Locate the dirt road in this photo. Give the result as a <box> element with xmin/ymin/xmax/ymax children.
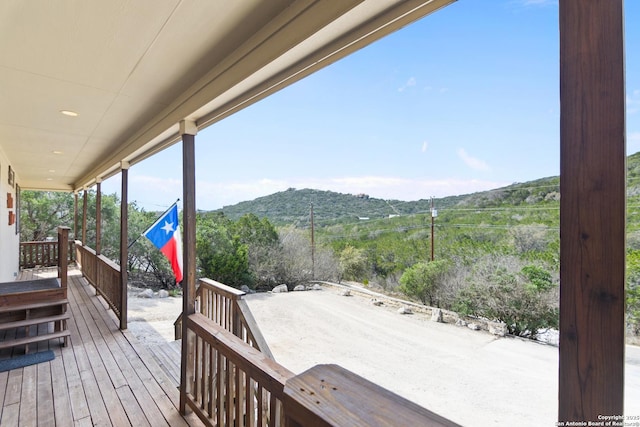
<box><xmin>244</xmin><ymin>286</ymin><xmax>640</xmax><ymax>427</ymax></box>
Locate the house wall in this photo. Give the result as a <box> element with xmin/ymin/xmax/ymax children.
<box><xmin>0</xmin><ymin>146</ymin><xmax>20</xmax><ymax>282</ymax></box>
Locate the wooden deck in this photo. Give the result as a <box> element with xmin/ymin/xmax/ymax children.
<box><xmin>0</xmin><ymin>268</ymin><xmax>203</xmax><ymax>427</ymax></box>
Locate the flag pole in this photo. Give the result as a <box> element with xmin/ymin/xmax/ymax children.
<box><xmin>127</xmin><ymin>199</ymin><xmax>180</xmax><ymax>249</ymax></box>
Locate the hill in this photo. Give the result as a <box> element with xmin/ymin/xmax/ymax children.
<box><xmin>218</xmin><ymin>179</ymin><xmax>559</xmax><ymax>227</ymax></box>
<box><xmin>218</xmin><ymin>151</ymin><xmax>640</xmax><ymax>228</ymax></box>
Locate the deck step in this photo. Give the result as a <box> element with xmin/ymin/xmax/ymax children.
<box><xmin>0</xmin><ymin>330</ymin><xmax>70</xmax><ymax>350</ymax></box>
<box><xmin>0</xmin><ymin>299</ymin><xmax>68</xmax><ymax>314</ymax></box>
<box><xmin>0</xmin><ymin>312</ymin><xmax>70</xmax><ymax>331</ymax></box>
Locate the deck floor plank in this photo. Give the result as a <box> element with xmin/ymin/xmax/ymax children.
<box><xmin>77</xmin><ymin>282</ymin><xmax>183</xmax><ymax>427</ymax></box>
<box><xmin>65</xmin><ymin>279</ymin><xmax>133</xmax><ymax>426</ymax></box>
<box><xmin>36</xmin><ymin>358</ymin><xmax>55</xmax><ymax>427</ymax></box>
<box><xmin>0</xmin><ymin>268</ymin><xmax>203</xmax><ymax>427</ymax></box>
<box><xmin>19</xmin><ymin>364</ymin><xmax>37</xmax><ymax>427</ymax></box>
<box><xmin>2</xmin><ymin>402</ymin><xmax>20</xmax><ymax>427</ymax></box>
<box><xmin>50</xmin><ymin>348</ymin><xmax>74</xmax><ymax>427</ymax></box>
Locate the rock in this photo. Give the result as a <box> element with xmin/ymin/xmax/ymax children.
<box><xmin>158</xmin><ymin>290</ymin><xmax>169</xmax><ymax>298</ymax></box>
<box><xmin>293</xmin><ymin>285</ymin><xmax>306</xmax><ymax>291</ymax></box>
<box><xmin>138</xmin><ymin>289</ymin><xmax>153</xmax><ymax>298</ymax></box>
<box><xmin>397</xmin><ymin>306</ymin><xmax>413</xmax><ymax>315</ymax></box>
<box><xmin>340</xmin><ymin>289</ymin><xmax>351</xmax><ymax>296</ymax></box>
<box><xmin>372</xmin><ymin>299</ymin><xmax>383</xmax><ymax>306</ymax></box>
<box><xmin>455</xmin><ymin>318</ymin><xmax>468</xmax><ymax>327</ymax></box>
<box><xmin>240</xmin><ymin>285</ymin><xmax>251</xmax><ymax>293</ymax></box>
<box><xmin>488</xmin><ymin>321</ymin><xmax>507</xmax><ymax>337</ymax></box>
<box><xmin>431</xmin><ymin>308</ymin><xmax>443</xmax><ymax>323</ymax></box>
<box><xmin>312</xmin><ymin>284</ymin><xmax>322</xmax><ymax>291</ymax></box>
<box><xmin>467</xmin><ymin>323</ymin><xmax>480</xmax><ymax>331</ymax></box>
<box><xmin>271</xmin><ymin>284</ymin><xmax>288</xmax><ymax>293</ymax></box>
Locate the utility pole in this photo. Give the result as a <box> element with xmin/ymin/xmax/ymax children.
<box><xmin>430</xmin><ymin>197</ymin><xmax>437</xmax><ymax>261</ymax></box>
<box><xmin>310</xmin><ymin>203</ymin><xmax>315</xmax><ymax>279</ymax></box>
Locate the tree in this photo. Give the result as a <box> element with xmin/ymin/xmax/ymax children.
<box><xmin>20</xmin><ymin>191</ymin><xmax>74</xmax><ymax>241</ymax></box>
<box><xmin>398</xmin><ymin>260</ymin><xmax>448</xmax><ymax>306</ymax></box>
<box><xmin>338</xmin><ymin>245</ymin><xmax>367</xmax><ymax>282</ymax></box>
<box><xmin>235</xmin><ymin>214</ymin><xmax>281</xmax><ymax>288</ymax></box>
<box><xmin>196</xmin><ymin>212</ymin><xmax>253</xmax><ymax>288</ymax></box>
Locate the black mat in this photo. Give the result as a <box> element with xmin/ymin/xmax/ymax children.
<box><xmin>0</xmin><ymin>278</ymin><xmax>59</xmax><ymax>295</ymax></box>
<box><xmin>0</xmin><ymin>350</ymin><xmax>55</xmax><ymax>372</ymax></box>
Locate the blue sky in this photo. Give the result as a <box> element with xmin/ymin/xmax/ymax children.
<box><xmin>102</xmin><ymin>0</ymin><xmax>640</xmax><ymax>211</ymax></box>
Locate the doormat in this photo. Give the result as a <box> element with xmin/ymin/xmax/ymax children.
<box><xmin>0</xmin><ymin>350</ymin><xmax>55</xmax><ymax>372</ymax></box>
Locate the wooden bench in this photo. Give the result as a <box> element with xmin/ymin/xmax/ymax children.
<box><xmin>0</xmin><ymin>299</ymin><xmax>70</xmax><ymax>352</ymax></box>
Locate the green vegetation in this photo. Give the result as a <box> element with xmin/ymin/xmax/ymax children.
<box><xmin>18</xmin><ymin>152</ymin><xmax>640</xmax><ymax>339</ymax></box>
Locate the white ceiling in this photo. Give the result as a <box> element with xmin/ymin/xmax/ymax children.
<box><xmin>0</xmin><ymin>0</ymin><xmax>454</xmax><ymax>191</ymax></box>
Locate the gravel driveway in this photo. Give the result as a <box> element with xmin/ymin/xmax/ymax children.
<box><xmin>244</xmin><ymin>285</ymin><xmax>640</xmax><ymax>427</ymax></box>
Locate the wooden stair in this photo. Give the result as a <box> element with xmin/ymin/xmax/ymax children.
<box><xmin>0</xmin><ymin>299</ymin><xmax>70</xmax><ymax>352</ymax></box>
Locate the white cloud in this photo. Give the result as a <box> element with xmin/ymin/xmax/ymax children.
<box><xmin>457</xmin><ymin>148</ymin><xmax>491</xmax><ymax>171</ymax></box>
<box><xmin>398</xmin><ymin>77</ymin><xmax>417</xmax><ymax>92</ymax></box>
<box><xmin>421</xmin><ymin>141</ymin><xmax>428</xmax><ymax>153</ymax></box>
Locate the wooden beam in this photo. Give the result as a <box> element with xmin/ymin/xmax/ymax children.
<box><xmin>180</xmin><ymin>122</ymin><xmax>197</xmax><ymax>413</ymax></box>
<box><xmin>559</xmin><ymin>0</ymin><xmax>625</xmax><ymax>422</ymax></box>
<box><xmin>96</xmin><ymin>180</ymin><xmax>102</xmax><ymax>255</ymax></box>
<box><xmin>119</xmin><ymin>164</ymin><xmax>129</xmax><ymax>330</ymax></box>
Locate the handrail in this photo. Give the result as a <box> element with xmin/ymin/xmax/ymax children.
<box><xmin>185</xmin><ymin>313</ymin><xmax>293</xmax><ymax>426</ymax></box>
<box><xmin>184</xmin><ymin>313</ymin><xmax>460</xmax><ymax>427</ymax></box>
<box><xmin>19</xmin><ymin>240</ymin><xmax>75</xmax><ymax>269</ymax></box>
<box><xmin>175</xmin><ymin>278</ymin><xmax>274</xmax><ymax>358</ymax></box>
<box><xmin>75</xmin><ymin>241</ymin><xmax>122</xmax><ymax>319</ymax></box>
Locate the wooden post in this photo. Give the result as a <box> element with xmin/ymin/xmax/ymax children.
<box><xmin>559</xmin><ymin>1</ymin><xmax>625</xmax><ymax>422</ymax></box>
<box><xmin>96</xmin><ymin>180</ymin><xmax>102</xmax><ymax>255</ymax></box>
<box><xmin>57</xmin><ymin>226</ymin><xmax>70</xmax><ymax>289</ymax></box>
<box><xmin>82</xmin><ymin>190</ymin><xmax>88</xmax><ymax>246</ymax></box>
<box><xmin>74</xmin><ymin>192</ymin><xmax>78</xmax><ymax>241</ymax></box>
<box><xmin>180</xmin><ymin>120</ymin><xmax>197</xmax><ymax>413</ymax></box>
<box><xmin>119</xmin><ymin>163</ymin><xmax>129</xmax><ymax>330</ymax></box>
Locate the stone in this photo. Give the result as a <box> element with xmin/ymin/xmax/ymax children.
<box><xmin>340</xmin><ymin>289</ymin><xmax>351</xmax><ymax>297</ymax></box>
<box><xmin>372</xmin><ymin>299</ymin><xmax>383</xmax><ymax>306</ymax></box>
<box><xmin>455</xmin><ymin>318</ymin><xmax>468</xmax><ymax>327</ymax></box>
<box><xmin>294</xmin><ymin>285</ymin><xmax>306</xmax><ymax>291</ymax></box>
<box><xmin>312</xmin><ymin>284</ymin><xmax>322</xmax><ymax>291</ymax></box>
<box><xmin>158</xmin><ymin>290</ymin><xmax>169</xmax><ymax>298</ymax></box>
<box><xmin>397</xmin><ymin>306</ymin><xmax>412</xmax><ymax>315</ymax></box>
<box><xmin>240</xmin><ymin>285</ymin><xmax>251</xmax><ymax>293</ymax></box>
<box><xmin>138</xmin><ymin>289</ymin><xmax>153</xmax><ymax>298</ymax></box>
<box><xmin>488</xmin><ymin>321</ymin><xmax>507</xmax><ymax>337</ymax></box>
<box><xmin>467</xmin><ymin>323</ymin><xmax>480</xmax><ymax>331</ymax></box>
<box><xmin>272</xmin><ymin>284</ymin><xmax>288</xmax><ymax>293</ymax></box>
<box><xmin>431</xmin><ymin>308</ymin><xmax>443</xmax><ymax>323</ymax></box>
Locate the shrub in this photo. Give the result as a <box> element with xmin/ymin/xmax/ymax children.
<box><xmin>454</xmin><ymin>257</ymin><xmax>558</xmax><ymax>339</ymax></box>
<box><xmin>399</xmin><ymin>260</ymin><xmax>449</xmax><ymax>306</ymax></box>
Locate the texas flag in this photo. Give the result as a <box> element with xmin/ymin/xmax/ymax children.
<box><xmin>143</xmin><ymin>203</ymin><xmax>183</xmax><ymax>283</ymax></box>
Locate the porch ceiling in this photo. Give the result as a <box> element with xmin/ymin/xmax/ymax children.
<box><xmin>0</xmin><ymin>0</ymin><xmax>454</xmax><ymax>192</ymax></box>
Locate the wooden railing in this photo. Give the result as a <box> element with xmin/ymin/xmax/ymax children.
<box><xmin>75</xmin><ymin>242</ymin><xmax>122</xmax><ymax>319</ymax></box>
<box><xmin>176</xmin><ymin>278</ymin><xmax>273</xmax><ymax>358</ymax></box>
<box><xmin>185</xmin><ymin>313</ymin><xmax>293</xmax><ymax>426</ymax></box>
<box><xmin>20</xmin><ymin>240</ymin><xmax>75</xmax><ymax>269</ymax></box>
<box><xmin>180</xmin><ymin>279</ymin><xmax>460</xmax><ymax>426</ymax></box>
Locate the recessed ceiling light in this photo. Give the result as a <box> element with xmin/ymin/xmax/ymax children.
<box><xmin>49</xmin><ymin>169</ymin><xmax>56</xmax><ymax>173</ymax></box>
<box><xmin>60</xmin><ymin>110</ymin><xmax>79</xmax><ymax>117</ymax></box>
<box><xmin>46</xmin><ymin>178</ymin><xmax>53</xmax><ymax>181</ymax></box>
<box><xmin>52</xmin><ymin>150</ymin><xmax>63</xmax><ymax>155</ymax></box>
